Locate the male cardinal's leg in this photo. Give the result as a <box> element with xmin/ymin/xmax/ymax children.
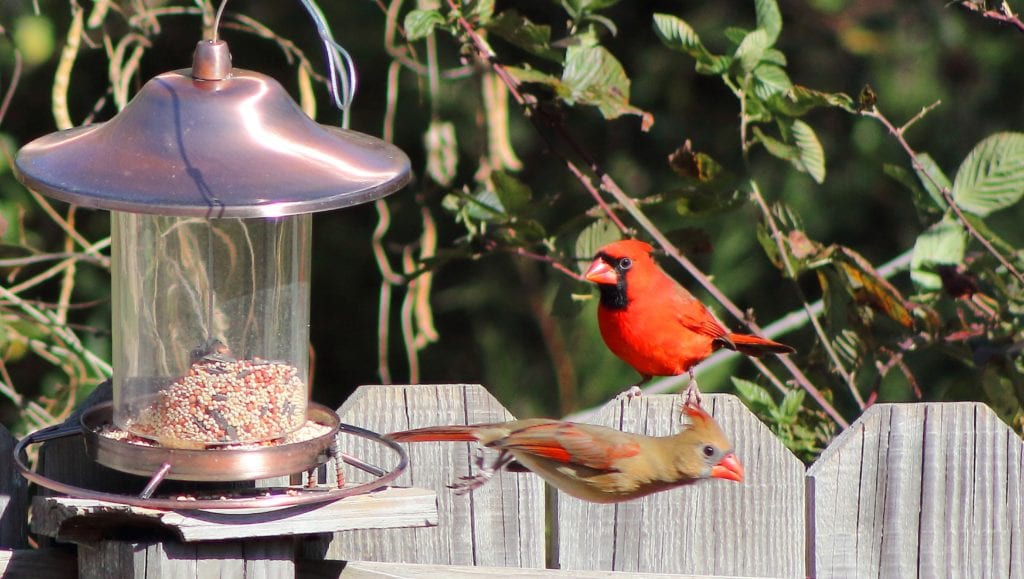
<box><xmin>616</xmin><ymin>375</ymin><xmax>651</xmax><ymax>402</ymax></box>
<box><xmin>450</xmin><ymin>449</ymin><xmax>516</xmax><ymax>495</ymax></box>
<box><xmin>681</xmin><ymin>370</ymin><xmax>702</xmax><ymax>408</ymax></box>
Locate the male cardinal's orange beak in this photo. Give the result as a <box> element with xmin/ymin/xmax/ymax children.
<box><xmin>710</xmin><ymin>453</ymin><xmax>744</xmax><ymax>482</ymax></box>
<box><xmin>585</xmin><ymin>259</ymin><xmax>618</xmax><ymax>285</ymax></box>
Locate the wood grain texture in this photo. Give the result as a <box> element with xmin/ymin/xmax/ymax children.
<box><xmin>555</xmin><ymin>394</ymin><xmax>804</xmax><ymax>577</ymax></box>
<box><xmin>0</xmin><ymin>548</ymin><xmax>76</xmax><ymax>578</ymax></box>
<box><xmin>32</xmin><ymin>487</ymin><xmax>436</xmax><ymax>542</ymax></box>
<box><xmin>807</xmin><ymin>402</ymin><xmax>1024</xmax><ymax>579</ymax></box>
<box><xmin>0</xmin><ymin>427</ymin><xmax>27</xmax><ymax>548</ymax></box>
<box><xmin>312</xmin><ymin>384</ymin><xmax>545</xmax><ymax>568</ymax></box>
<box><xmin>76</xmin><ymin>539</ymin><xmax>294</xmax><ymax>579</ymax></box>
<box><xmin>297</xmin><ymin>559</ymin><xmax>741</xmax><ymax>578</ymax></box>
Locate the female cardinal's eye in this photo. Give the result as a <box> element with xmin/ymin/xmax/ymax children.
<box><xmin>618</xmin><ymin>257</ymin><xmax>633</xmax><ymax>270</ymax></box>
<box><xmin>702</xmin><ymin>445</ymin><xmax>715</xmax><ymax>458</ymax></box>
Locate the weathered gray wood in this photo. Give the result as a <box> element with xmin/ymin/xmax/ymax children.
<box><xmin>807</xmin><ymin>402</ymin><xmax>1024</xmax><ymax>578</ymax></box>
<box><xmin>77</xmin><ymin>539</ymin><xmax>294</xmax><ymax>579</ymax></box>
<box><xmin>555</xmin><ymin>394</ymin><xmax>805</xmax><ymax>578</ymax></box>
<box><xmin>297</xmin><ymin>559</ymin><xmax>739</xmax><ymax>578</ymax></box>
<box><xmin>32</xmin><ymin>487</ymin><xmax>436</xmax><ymax>542</ymax></box>
<box><xmin>0</xmin><ymin>426</ymin><xmax>28</xmax><ymax>548</ymax></box>
<box><xmin>312</xmin><ymin>384</ymin><xmax>545</xmax><ymax>568</ymax></box>
<box><xmin>0</xmin><ymin>548</ymin><xmax>76</xmax><ymax>578</ymax></box>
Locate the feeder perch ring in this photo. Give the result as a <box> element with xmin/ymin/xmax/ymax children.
<box><xmin>14</xmin><ymin>403</ymin><xmax>408</xmax><ymax>510</ymax></box>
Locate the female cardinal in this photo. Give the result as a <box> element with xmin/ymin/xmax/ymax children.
<box><xmin>584</xmin><ymin>239</ymin><xmax>794</xmax><ymax>403</ymax></box>
<box><xmin>385</xmin><ymin>403</ymin><xmax>743</xmax><ymax>504</ymax></box>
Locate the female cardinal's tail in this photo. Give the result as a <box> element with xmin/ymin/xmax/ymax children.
<box><xmin>385</xmin><ymin>425</ymin><xmax>482</xmax><ymax>443</ymax></box>
<box><xmin>721</xmin><ymin>333</ymin><xmax>796</xmax><ymax>357</ymax></box>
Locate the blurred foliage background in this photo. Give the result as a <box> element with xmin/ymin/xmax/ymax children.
<box><xmin>0</xmin><ymin>0</ymin><xmax>1022</xmax><ymax>460</ymax></box>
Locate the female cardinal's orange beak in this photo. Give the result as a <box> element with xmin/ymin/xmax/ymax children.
<box><xmin>710</xmin><ymin>453</ymin><xmax>744</xmax><ymax>482</ymax></box>
<box><xmin>585</xmin><ymin>259</ymin><xmax>618</xmax><ymax>285</ymax></box>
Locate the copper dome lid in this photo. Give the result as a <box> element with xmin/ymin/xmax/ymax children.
<box><xmin>15</xmin><ymin>41</ymin><xmax>411</xmax><ymax>218</ymax></box>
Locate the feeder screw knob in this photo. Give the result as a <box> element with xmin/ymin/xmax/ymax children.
<box><xmin>192</xmin><ymin>40</ymin><xmax>232</xmax><ymax>81</ymax></box>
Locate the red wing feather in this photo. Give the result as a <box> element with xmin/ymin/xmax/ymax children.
<box><xmin>497</xmin><ymin>422</ymin><xmax>641</xmax><ymax>471</ymax></box>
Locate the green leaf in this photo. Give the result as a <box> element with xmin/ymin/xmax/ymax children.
<box><xmin>487</xmin><ymin>10</ymin><xmax>559</xmax><ymax>61</ymax></box>
<box><xmin>424</xmin><ymin>121</ymin><xmax>458</xmax><ymax>186</ymax></box>
<box><xmin>791</xmin><ymin>120</ymin><xmax>826</xmax><ymax>184</ymax></box>
<box><xmin>735</xmin><ymin>29</ymin><xmax>771</xmax><ymax>73</ymax></box>
<box><xmin>491</xmin><ymin>171</ymin><xmax>532</xmax><ymax>214</ymax></box>
<box><xmin>913</xmin><ymin>153</ymin><xmax>951</xmax><ymax>211</ymax></box>
<box><xmin>723</xmin><ymin>27</ymin><xmax>750</xmax><ymax>47</ymax></box>
<box><xmin>752</xmin><ymin>64</ymin><xmax>792</xmax><ymax>100</ymax></box>
<box><xmin>911</xmin><ymin>218</ymin><xmax>967</xmax><ymax>291</ymax></box>
<box><xmin>468</xmin><ymin>189</ymin><xmax>504</xmax><ymax>220</ymax></box>
<box><xmin>753</xmin><ymin>126</ymin><xmax>799</xmax><ymax>163</ymax></box>
<box><xmin>755</xmin><ymin>0</ymin><xmax>783</xmax><ymax>44</ymax></box>
<box><xmin>652</xmin><ymin>13</ymin><xmax>731</xmax><ymax>75</ymax></box>
<box><xmin>951</xmin><ymin>132</ymin><xmax>1024</xmax><ymax>217</ymax></box>
<box><xmin>884</xmin><ymin>163</ymin><xmax>942</xmax><ymax>218</ymax></box>
<box><xmin>574</xmin><ymin>220</ymin><xmax>621</xmax><ymax>273</ymax></box>
<box><xmin>779</xmin><ymin>389</ymin><xmax>806</xmax><ymax>420</ymax></box>
<box><xmin>732</xmin><ymin>377</ymin><xmax>776</xmax><ymax>413</ymax></box>
<box><xmin>761</xmin><ymin>48</ymin><xmax>787</xmax><ymax>67</ymax></box>
<box><xmin>467</xmin><ymin>0</ymin><xmax>495</xmax><ymax>23</ymax></box>
<box><xmin>404</xmin><ymin>9</ymin><xmax>445</xmax><ymax>41</ymax></box>
<box><xmin>561</xmin><ymin>45</ymin><xmax>652</xmax><ymax>127</ymax></box>
<box><xmin>766</xmin><ymin>85</ymin><xmax>854</xmax><ymax>116</ymax></box>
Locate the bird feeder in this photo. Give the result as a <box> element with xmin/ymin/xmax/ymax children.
<box><xmin>12</xmin><ymin>40</ymin><xmax>410</xmax><ymax>500</ymax></box>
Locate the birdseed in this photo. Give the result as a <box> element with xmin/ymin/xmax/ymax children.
<box><xmin>125</xmin><ymin>358</ymin><xmax>308</xmax><ymax>445</ymax></box>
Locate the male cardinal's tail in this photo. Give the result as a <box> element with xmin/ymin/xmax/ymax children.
<box><xmin>385</xmin><ymin>425</ymin><xmax>481</xmax><ymax>443</ymax></box>
<box><xmin>721</xmin><ymin>333</ymin><xmax>796</xmax><ymax>357</ymax></box>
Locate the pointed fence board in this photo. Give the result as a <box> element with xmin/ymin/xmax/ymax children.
<box><xmin>807</xmin><ymin>402</ymin><xmax>1024</xmax><ymax>579</ymax></box>
<box><xmin>555</xmin><ymin>394</ymin><xmax>805</xmax><ymax>577</ymax></box>
<box><xmin>312</xmin><ymin>384</ymin><xmax>545</xmax><ymax>568</ymax></box>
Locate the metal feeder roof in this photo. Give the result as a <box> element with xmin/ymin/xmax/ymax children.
<box><xmin>14</xmin><ymin>41</ymin><xmax>411</xmax><ymax>218</ymax></box>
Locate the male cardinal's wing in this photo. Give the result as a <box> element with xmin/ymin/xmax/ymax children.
<box><xmin>494</xmin><ymin>422</ymin><xmax>641</xmax><ymax>471</ymax></box>
<box><xmin>667</xmin><ymin>283</ymin><xmax>730</xmax><ymax>340</ymax></box>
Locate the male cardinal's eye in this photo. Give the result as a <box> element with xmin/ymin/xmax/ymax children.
<box><xmin>618</xmin><ymin>257</ymin><xmax>633</xmax><ymax>270</ymax></box>
<box><xmin>702</xmin><ymin>445</ymin><xmax>715</xmax><ymax>458</ymax></box>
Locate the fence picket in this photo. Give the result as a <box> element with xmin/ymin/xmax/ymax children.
<box><xmin>807</xmin><ymin>402</ymin><xmax>1024</xmax><ymax>578</ymax></box>
<box><xmin>555</xmin><ymin>394</ymin><xmax>805</xmax><ymax>578</ymax></box>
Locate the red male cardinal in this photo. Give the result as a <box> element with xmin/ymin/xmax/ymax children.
<box><xmin>385</xmin><ymin>403</ymin><xmax>743</xmax><ymax>503</ymax></box>
<box><xmin>585</xmin><ymin>239</ymin><xmax>794</xmax><ymax>403</ymax></box>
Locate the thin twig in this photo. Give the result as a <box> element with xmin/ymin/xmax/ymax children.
<box><xmin>446</xmin><ymin>0</ymin><xmax>847</xmax><ymax>427</ymax></box>
<box><xmin>959</xmin><ymin>1</ymin><xmax>1024</xmax><ymax>34</ymax></box>
<box><xmin>861</xmin><ymin>104</ymin><xmax>1024</xmax><ymax>287</ymax></box>
<box><xmin>749</xmin><ymin>182</ymin><xmax>865</xmax><ymax>410</ymax></box>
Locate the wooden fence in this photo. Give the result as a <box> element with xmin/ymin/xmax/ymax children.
<box><xmin>0</xmin><ymin>383</ymin><xmax>1021</xmax><ymax>578</ymax></box>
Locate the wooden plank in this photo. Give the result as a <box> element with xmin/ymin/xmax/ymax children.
<box><xmin>0</xmin><ymin>548</ymin><xmax>76</xmax><ymax>578</ymax></box>
<box><xmin>297</xmin><ymin>559</ymin><xmax>745</xmax><ymax>578</ymax></box>
<box><xmin>32</xmin><ymin>486</ymin><xmax>435</xmax><ymax>542</ymax></box>
<box><xmin>77</xmin><ymin>539</ymin><xmax>295</xmax><ymax>578</ymax></box>
<box><xmin>807</xmin><ymin>402</ymin><xmax>1024</xmax><ymax>578</ymax></box>
<box><xmin>311</xmin><ymin>384</ymin><xmax>545</xmax><ymax>568</ymax></box>
<box><xmin>555</xmin><ymin>394</ymin><xmax>805</xmax><ymax>577</ymax></box>
<box><xmin>0</xmin><ymin>426</ymin><xmax>28</xmax><ymax>548</ymax></box>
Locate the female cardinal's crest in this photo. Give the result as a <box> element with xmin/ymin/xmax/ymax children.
<box><xmin>683</xmin><ymin>403</ymin><xmax>713</xmax><ymax>428</ymax></box>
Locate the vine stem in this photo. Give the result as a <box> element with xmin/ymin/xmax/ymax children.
<box><xmin>958</xmin><ymin>1</ymin><xmax>1024</xmax><ymax>34</ymax></box>
<box><xmin>748</xmin><ymin>182</ymin><xmax>865</xmax><ymax>411</ymax></box>
<box><xmin>860</xmin><ymin>104</ymin><xmax>1024</xmax><ymax>287</ymax></box>
<box><xmin>446</xmin><ymin>0</ymin><xmax>848</xmax><ymax>428</ymax></box>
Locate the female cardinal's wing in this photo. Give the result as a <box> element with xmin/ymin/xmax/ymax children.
<box><xmin>493</xmin><ymin>422</ymin><xmax>641</xmax><ymax>471</ymax></box>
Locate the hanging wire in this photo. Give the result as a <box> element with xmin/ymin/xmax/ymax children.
<box><xmin>212</xmin><ymin>0</ymin><xmax>231</xmax><ymax>43</ymax></box>
<box><xmin>298</xmin><ymin>0</ymin><xmax>358</xmax><ymax>128</ymax></box>
<box><xmin>208</xmin><ymin>0</ymin><xmax>358</xmax><ymax>128</ymax></box>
